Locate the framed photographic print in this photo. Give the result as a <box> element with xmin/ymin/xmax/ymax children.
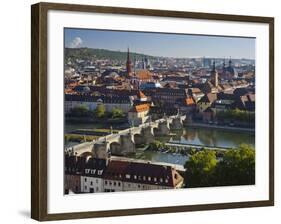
<box><xmin>31</xmin><ymin>2</ymin><xmax>274</xmax><ymax>221</ymax></box>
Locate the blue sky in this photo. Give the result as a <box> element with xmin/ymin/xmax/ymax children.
<box><xmin>65</xmin><ymin>28</ymin><xmax>255</xmax><ymax>59</ymax></box>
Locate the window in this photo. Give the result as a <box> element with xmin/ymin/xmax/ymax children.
<box><xmin>105</xmin><ymin>181</ymin><xmax>107</xmax><ymax>185</ymax></box>
<box><xmin>90</xmin><ymin>181</ymin><xmax>93</xmax><ymax>186</ymax></box>
<box><xmin>113</xmin><ymin>182</ymin><xmax>116</xmax><ymax>186</ymax></box>
<box><xmin>84</xmin><ymin>177</ymin><xmax>87</xmax><ymax>182</ymax></box>
<box><xmin>85</xmin><ymin>186</ymin><xmax>87</xmax><ymax>190</ymax></box>
<box><xmin>148</xmin><ymin>176</ymin><xmax>151</xmax><ymax>181</ymax></box>
<box><xmin>96</xmin><ymin>179</ymin><xmax>99</xmax><ymax>183</ymax></box>
<box><xmin>118</xmin><ymin>182</ymin><xmax>121</xmax><ymax>187</ymax></box>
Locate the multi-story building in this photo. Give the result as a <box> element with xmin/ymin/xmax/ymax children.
<box><xmin>65</xmin><ymin>155</ymin><xmax>184</xmax><ymax>194</ymax></box>
<box><xmin>143</xmin><ymin>88</ymin><xmax>189</xmax><ymax>106</ymax></box>
<box><xmin>103</xmin><ymin>160</ymin><xmax>184</xmax><ymax>192</ymax></box>
<box><xmin>64</xmin><ymin>94</ymin><xmax>133</xmax><ymax>113</ymax></box>
<box><xmin>128</xmin><ymin>103</ymin><xmax>150</xmax><ymax>126</ymax></box>
<box><xmin>80</xmin><ymin>157</ymin><xmax>107</xmax><ymax>193</ymax></box>
<box><xmin>64</xmin><ymin>155</ymin><xmax>86</xmax><ymax>194</ymax></box>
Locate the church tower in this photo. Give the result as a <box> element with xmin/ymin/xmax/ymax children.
<box><xmin>229</xmin><ymin>57</ymin><xmax>232</xmax><ymax>67</ymax></box>
<box><xmin>126</xmin><ymin>48</ymin><xmax>132</xmax><ymax>76</ymax></box>
<box><xmin>211</xmin><ymin>61</ymin><xmax>218</xmax><ymax>87</ymax></box>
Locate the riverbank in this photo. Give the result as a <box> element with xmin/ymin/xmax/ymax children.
<box><xmin>186</xmin><ymin>122</ymin><xmax>255</xmax><ymax>133</ymax></box>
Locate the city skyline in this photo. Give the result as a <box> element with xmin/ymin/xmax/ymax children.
<box><xmin>65</xmin><ymin>28</ymin><xmax>256</xmax><ymax>59</ymax></box>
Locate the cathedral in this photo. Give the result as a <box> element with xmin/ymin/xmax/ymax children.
<box><xmin>126</xmin><ymin>48</ymin><xmax>153</xmax><ymax>89</ymax></box>
<box><xmin>220</xmin><ymin>58</ymin><xmax>238</xmax><ymax>79</ymax></box>
<box><xmin>202</xmin><ymin>61</ymin><xmax>221</xmax><ymax>94</ymax></box>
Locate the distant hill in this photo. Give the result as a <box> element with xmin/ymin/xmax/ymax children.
<box><xmin>65</xmin><ymin>47</ymin><xmax>155</xmax><ymax>62</ymax></box>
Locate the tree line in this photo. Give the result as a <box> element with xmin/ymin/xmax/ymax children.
<box><xmin>66</xmin><ymin>104</ymin><xmax>124</xmax><ymax>119</ymax></box>
<box><xmin>184</xmin><ymin>144</ymin><xmax>255</xmax><ymax>187</ymax></box>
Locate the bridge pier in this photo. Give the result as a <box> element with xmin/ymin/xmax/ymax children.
<box><xmin>155</xmin><ymin>122</ymin><xmax>170</xmax><ymax>136</ymax></box>
<box><xmin>120</xmin><ymin>134</ymin><xmax>136</xmax><ymax>155</ymax></box>
<box><xmin>141</xmin><ymin>127</ymin><xmax>155</xmax><ymax>144</ymax></box>
<box><xmin>170</xmin><ymin>117</ymin><xmax>183</xmax><ymax>130</ymax></box>
<box><xmin>92</xmin><ymin>142</ymin><xmax>110</xmax><ymax>159</ymax></box>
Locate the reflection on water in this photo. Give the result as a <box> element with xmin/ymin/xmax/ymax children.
<box><xmin>135</xmin><ymin>127</ymin><xmax>255</xmax><ymax>166</ymax></box>
<box><xmin>170</xmin><ymin>128</ymin><xmax>255</xmax><ymax>148</ymax></box>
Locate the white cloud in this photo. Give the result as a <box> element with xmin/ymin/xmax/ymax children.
<box><xmin>69</xmin><ymin>37</ymin><xmax>83</xmax><ymax>48</ymax></box>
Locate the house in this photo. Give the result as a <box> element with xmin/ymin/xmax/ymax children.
<box><xmin>237</xmin><ymin>93</ymin><xmax>255</xmax><ymax>111</ymax></box>
<box><xmin>102</xmin><ymin>160</ymin><xmax>127</xmax><ymax>192</ymax></box>
<box><xmin>65</xmin><ymin>154</ymin><xmax>184</xmax><ymax>194</ymax></box>
<box><xmin>64</xmin><ymin>94</ymin><xmax>134</xmax><ymax>113</ymax></box>
<box><xmin>64</xmin><ymin>155</ymin><xmax>86</xmax><ymax>194</ymax></box>
<box><xmin>80</xmin><ymin>157</ymin><xmax>107</xmax><ymax>193</ymax></box>
<box><xmin>122</xmin><ymin>161</ymin><xmax>184</xmax><ymax>191</ymax></box>
<box><xmin>197</xmin><ymin>93</ymin><xmax>217</xmax><ymax>113</ymax></box>
<box><xmin>187</xmin><ymin>88</ymin><xmax>204</xmax><ymax>102</ymax></box>
<box><xmin>179</xmin><ymin>96</ymin><xmax>196</xmax><ymax>114</ymax></box>
<box><xmin>202</xmin><ymin>107</ymin><xmax>214</xmax><ymax>122</ymax></box>
<box><xmin>128</xmin><ymin>103</ymin><xmax>150</xmax><ymax>126</ymax></box>
<box><xmin>103</xmin><ymin>160</ymin><xmax>184</xmax><ymax>192</ymax></box>
<box><xmin>143</xmin><ymin>88</ymin><xmax>189</xmax><ymax>106</ymax></box>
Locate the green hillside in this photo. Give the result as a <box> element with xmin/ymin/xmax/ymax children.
<box><xmin>65</xmin><ymin>47</ymin><xmax>155</xmax><ymax>62</ymax></box>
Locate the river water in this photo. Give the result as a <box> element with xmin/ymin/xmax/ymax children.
<box><xmin>65</xmin><ymin>123</ymin><xmax>255</xmax><ymax>166</ymax></box>
<box><xmin>134</xmin><ymin>127</ymin><xmax>254</xmax><ymax>165</ymax></box>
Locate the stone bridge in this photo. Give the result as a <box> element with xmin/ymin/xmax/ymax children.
<box><xmin>65</xmin><ymin>115</ymin><xmax>186</xmax><ymax>157</ymax></box>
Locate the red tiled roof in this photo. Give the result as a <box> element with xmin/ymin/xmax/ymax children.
<box><xmin>136</xmin><ymin>70</ymin><xmax>152</xmax><ymax>80</ymax></box>
<box><xmin>185</xmin><ymin>97</ymin><xmax>195</xmax><ymax>105</ymax></box>
<box><xmin>103</xmin><ymin>160</ymin><xmax>183</xmax><ymax>187</ymax></box>
<box><xmin>129</xmin><ymin>104</ymin><xmax>150</xmax><ymax>113</ymax></box>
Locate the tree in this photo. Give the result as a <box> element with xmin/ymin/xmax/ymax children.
<box><xmin>149</xmin><ymin>140</ymin><xmax>165</xmax><ymax>151</ymax></box>
<box><xmin>69</xmin><ymin>105</ymin><xmax>90</xmax><ymax>117</ymax></box>
<box><xmin>184</xmin><ymin>144</ymin><xmax>255</xmax><ymax>188</ymax></box>
<box><xmin>184</xmin><ymin>149</ymin><xmax>217</xmax><ymax>187</ymax></box>
<box><xmin>216</xmin><ymin>144</ymin><xmax>255</xmax><ymax>186</ymax></box>
<box><xmin>111</xmin><ymin>107</ymin><xmax>124</xmax><ymax>119</ymax></box>
<box><xmin>95</xmin><ymin>104</ymin><xmax>106</xmax><ymax>118</ymax></box>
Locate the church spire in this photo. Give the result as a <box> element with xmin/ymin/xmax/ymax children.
<box><xmin>211</xmin><ymin>60</ymin><xmax>218</xmax><ymax>87</ymax></box>
<box><xmin>212</xmin><ymin>60</ymin><xmax>216</xmax><ymax>72</ymax></box>
<box><xmin>126</xmin><ymin>47</ymin><xmax>132</xmax><ymax>76</ymax></box>
<box><xmin>229</xmin><ymin>56</ymin><xmax>232</xmax><ymax>67</ymax></box>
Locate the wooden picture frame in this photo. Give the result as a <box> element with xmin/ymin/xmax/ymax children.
<box><xmin>31</xmin><ymin>2</ymin><xmax>274</xmax><ymax>221</ymax></box>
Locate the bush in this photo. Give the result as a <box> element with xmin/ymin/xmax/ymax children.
<box><xmin>111</xmin><ymin>108</ymin><xmax>124</xmax><ymax>119</ymax></box>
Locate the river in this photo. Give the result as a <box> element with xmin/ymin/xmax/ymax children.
<box><xmin>65</xmin><ymin>122</ymin><xmax>255</xmax><ymax>166</ymax></box>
